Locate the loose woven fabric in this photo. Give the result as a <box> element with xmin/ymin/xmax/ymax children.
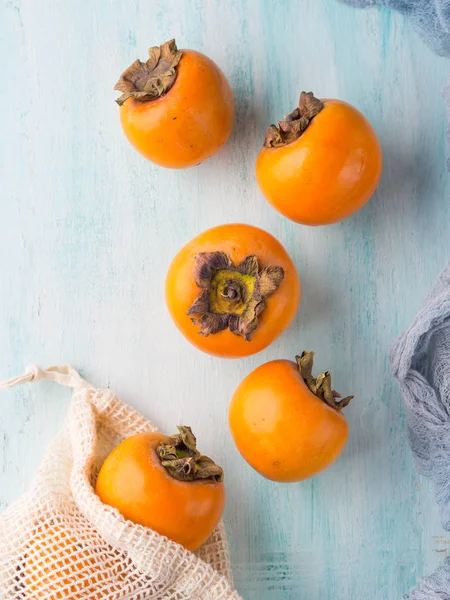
<box><xmin>444</xmin><ymin>79</ymin><xmax>450</xmax><ymax>171</ymax></box>
<box><xmin>338</xmin><ymin>0</ymin><xmax>450</xmax><ymax>57</ymax></box>
<box><xmin>0</xmin><ymin>365</ymin><xmax>241</xmax><ymax>600</ymax></box>
<box><xmin>391</xmin><ymin>262</ymin><xmax>450</xmax><ymax>599</ymax></box>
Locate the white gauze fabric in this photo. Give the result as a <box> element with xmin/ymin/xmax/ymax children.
<box><xmin>0</xmin><ymin>365</ymin><xmax>241</xmax><ymax>600</ymax></box>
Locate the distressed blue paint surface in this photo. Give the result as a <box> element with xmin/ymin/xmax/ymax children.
<box><xmin>1</xmin><ymin>1</ymin><xmax>449</xmax><ymax>598</ymax></box>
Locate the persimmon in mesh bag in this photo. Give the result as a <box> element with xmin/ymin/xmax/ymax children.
<box><xmin>0</xmin><ymin>365</ymin><xmax>241</xmax><ymax>599</ymax></box>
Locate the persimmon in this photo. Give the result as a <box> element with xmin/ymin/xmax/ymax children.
<box><xmin>229</xmin><ymin>351</ymin><xmax>353</xmax><ymax>482</ymax></box>
<box><xmin>24</xmin><ymin>525</ymin><xmax>111</xmax><ymax>598</ymax></box>
<box><xmin>165</xmin><ymin>224</ymin><xmax>301</xmax><ymax>358</ymax></box>
<box><xmin>95</xmin><ymin>428</ymin><xmax>225</xmax><ymax>552</ymax></box>
<box><xmin>256</xmin><ymin>92</ymin><xmax>382</xmax><ymax>225</ymax></box>
<box><xmin>115</xmin><ymin>39</ymin><xmax>234</xmax><ymax>168</ymax></box>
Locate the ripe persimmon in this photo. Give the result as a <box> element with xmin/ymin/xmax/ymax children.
<box><xmin>165</xmin><ymin>224</ymin><xmax>301</xmax><ymax>358</ymax></box>
<box><xmin>24</xmin><ymin>525</ymin><xmax>109</xmax><ymax>598</ymax></box>
<box><xmin>115</xmin><ymin>39</ymin><xmax>234</xmax><ymax>168</ymax></box>
<box><xmin>256</xmin><ymin>92</ymin><xmax>382</xmax><ymax>225</ymax></box>
<box><xmin>95</xmin><ymin>428</ymin><xmax>225</xmax><ymax>552</ymax></box>
<box><xmin>229</xmin><ymin>351</ymin><xmax>353</xmax><ymax>482</ymax></box>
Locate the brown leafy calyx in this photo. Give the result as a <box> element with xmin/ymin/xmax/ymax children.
<box><xmin>187</xmin><ymin>252</ymin><xmax>284</xmax><ymax>341</ymax></box>
<box><xmin>157</xmin><ymin>426</ymin><xmax>224</xmax><ymax>483</ymax></box>
<box><xmin>115</xmin><ymin>39</ymin><xmax>183</xmax><ymax>106</ymax></box>
<box><xmin>264</xmin><ymin>92</ymin><xmax>324</xmax><ymax>148</ymax></box>
<box><xmin>295</xmin><ymin>351</ymin><xmax>353</xmax><ymax>411</ymax></box>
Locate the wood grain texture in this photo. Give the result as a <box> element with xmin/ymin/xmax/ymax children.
<box><xmin>1</xmin><ymin>1</ymin><xmax>449</xmax><ymax>598</ymax></box>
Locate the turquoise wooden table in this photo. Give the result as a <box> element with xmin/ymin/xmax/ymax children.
<box><xmin>1</xmin><ymin>1</ymin><xmax>450</xmax><ymax>598</ymax></box>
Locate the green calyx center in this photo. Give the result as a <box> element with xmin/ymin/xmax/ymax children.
<box><xmin>157</xmin><ymin>426</ymin><xmax>224</xmax><ymax>483</ymax></box>
<box><xmin>210</xmin><ymin>270</ymin><xmax>256</xmax><ymax>315</ymax></box>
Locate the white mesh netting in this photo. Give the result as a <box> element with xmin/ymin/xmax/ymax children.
<box><xmin>0</xmin><ymin>366</ymin><xmax>241</xmax><ymax>599</ymax></box>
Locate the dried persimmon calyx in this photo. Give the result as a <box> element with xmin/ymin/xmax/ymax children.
<box><xmin>157</xmin><ymin>426</ymin><xmax>224</xmax><ymax>482</ymax></box>
<box><xmin>296</xmin><ymin>350</ymin><xmax>354</xmax><ymax>410</ymax></box>
<box><xmin>115</xmin><ymin>39</ymin><xmax>183</xmax><ymax>106</ymax></box>
<box><xmin>187</xmin><ymin>251</ymin><xmax>284</xmax><ymax>341</ymax></box>
<box><xmin>264</xmin><ymin>92</ymin><xmax>324</xmax><ymax>148</ymax></box>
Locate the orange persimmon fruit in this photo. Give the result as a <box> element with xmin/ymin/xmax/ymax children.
<box><xmin>95</xmin><ymin>428</ymin><xmax>225</xmax><ymax>552</ymax></box>
<box><xmin>229</xmin><ymin>351</ymin><xmax>353</xmax><ymax>482</ymax></box>
<box><xmin>115</xmin><ymin>39</ymin><xmax>234</xmax><ymax>168</ymax></box>
<box><xmin>24</xmin><ymin>525</ymin><xmax>111</xmax><ymax>598</ymax></box>
<box><xmin>165</xmin><ymin>224</ymin><xmax>301</xmax><ymax>358</ymax></box>
<box><xmin>256</xmin><ymin>92</ymin><xmax>382</xmax><ymax>225</ymax></box>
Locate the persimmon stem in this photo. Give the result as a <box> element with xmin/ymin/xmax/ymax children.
<box><xmin>264</xmin><ymin>92</ymin><xmax>324</xmax><ymax>148</ymax></box>
<box><xmin>186</xmin><ymin>251</ymin><xmax>284</xmax><ymax>341</ymax></box>
<box><xmin>157</xmin><ymin>426</ymin><xmax>224</xmax><ymax>483</ymax></box>
<box><xmin>115</xmin><ymin>39</ymin><xmax>182</xmax><ymax>106</ymax></box>
<box><xmin>295</xmin><ymin>351</ymin><xmax>353</xmax><ymax>411</ymax></box>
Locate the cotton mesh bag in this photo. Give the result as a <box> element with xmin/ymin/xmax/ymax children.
<box><xmin>0</xmin><ymin>365</ymin><xmax>241</xmax><ymax>599</ymax></box>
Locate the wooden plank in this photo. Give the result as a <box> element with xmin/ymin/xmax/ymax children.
<box><xmin>0</xmin><ymin>1</ymin><xmax>449</xmax><ymax>597</ymax></box>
